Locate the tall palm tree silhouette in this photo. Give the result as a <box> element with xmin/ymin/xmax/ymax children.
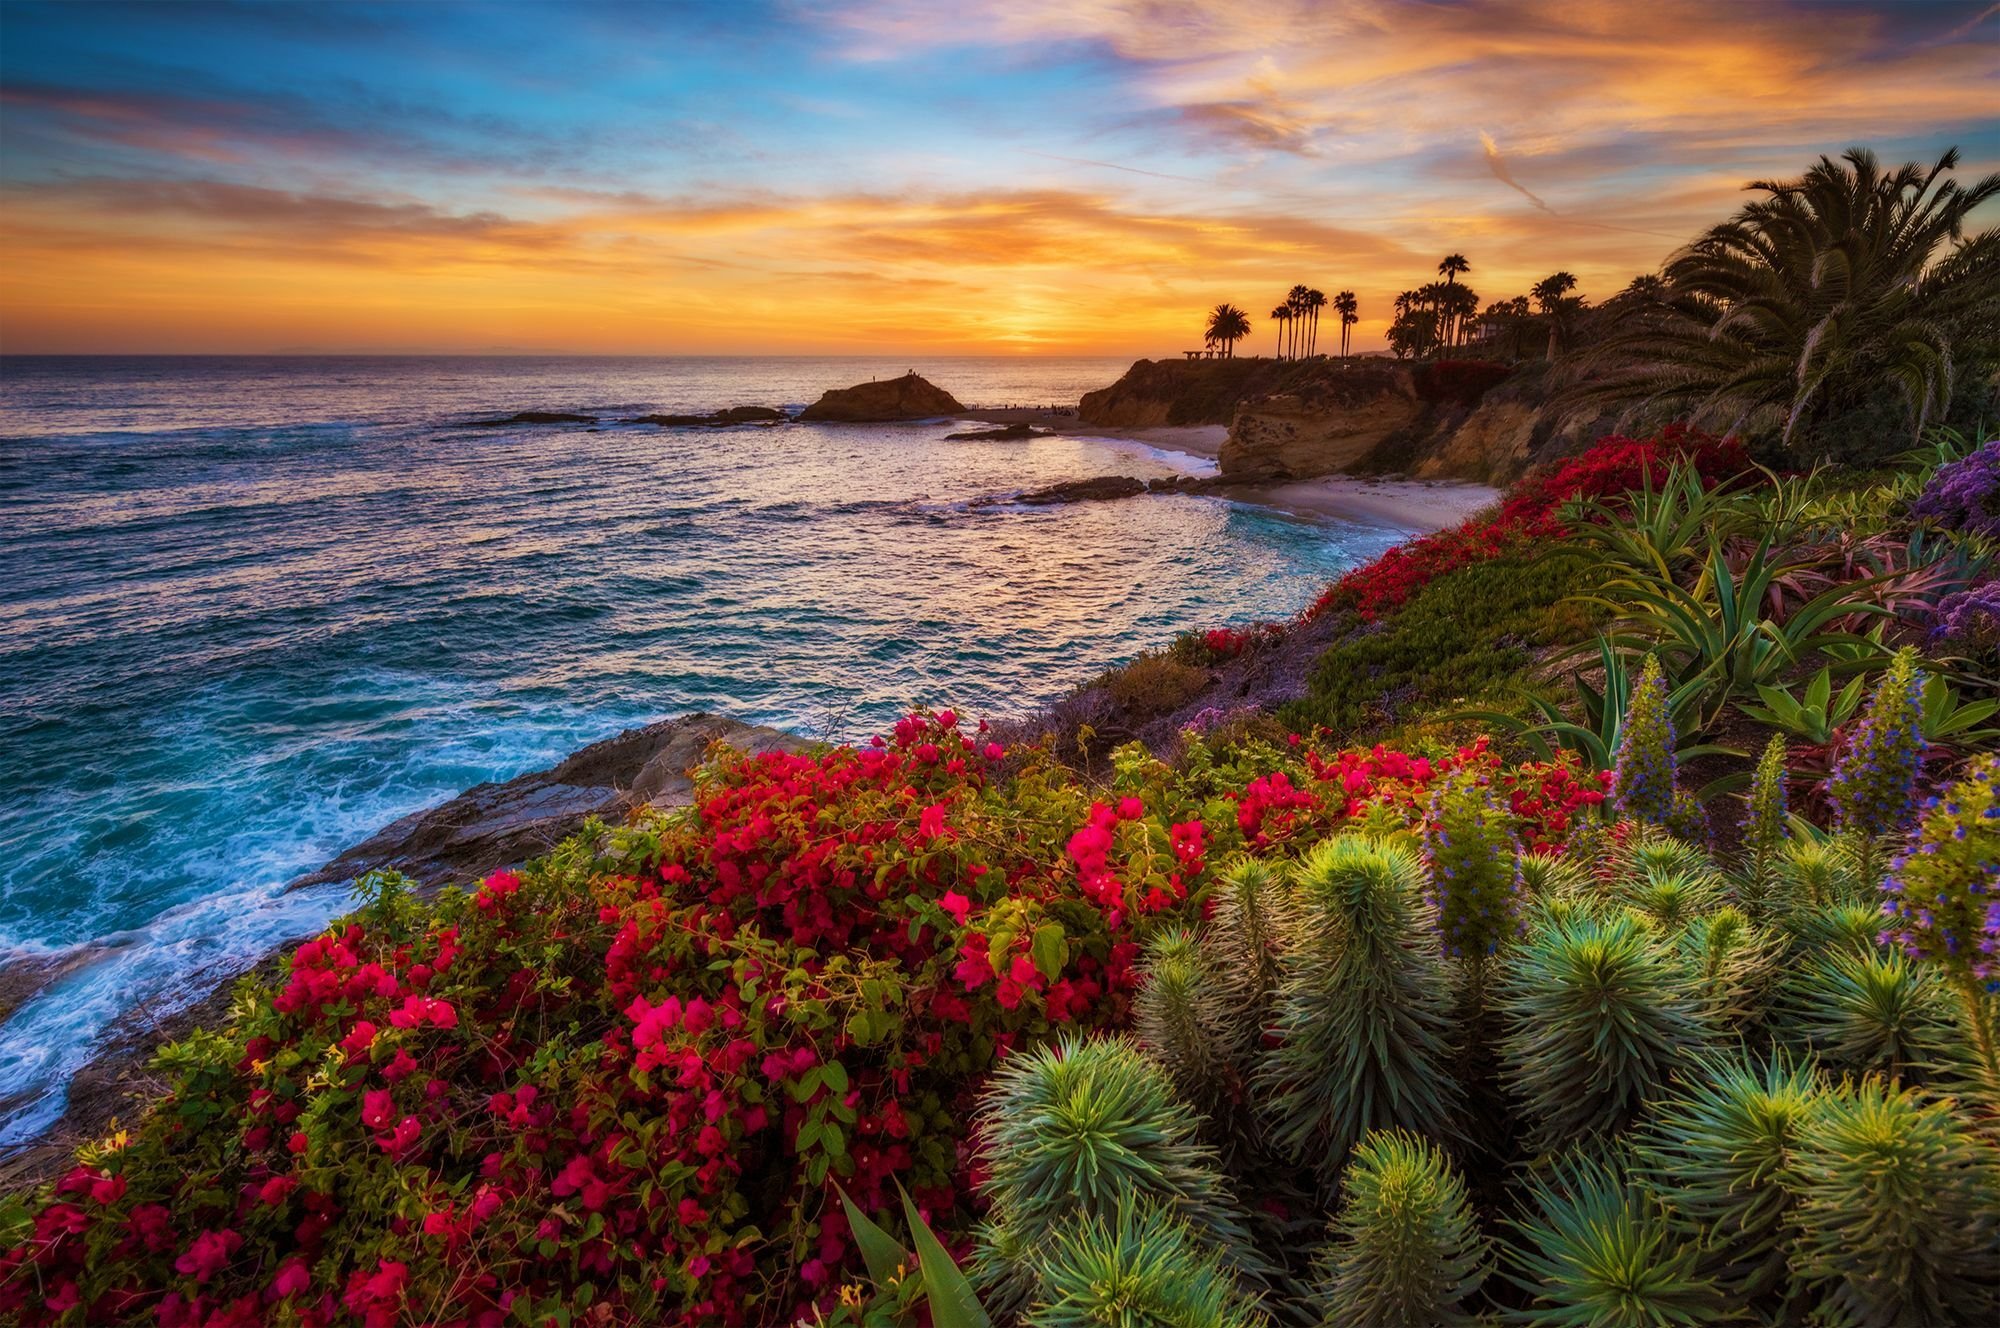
<box><xmin>1334</xmin><ymin>290</ymin><xmax>1358</xmax><ymax>356</ymax></box>
<box><xmin>1205</xmin><ymin>303</ymin><xmax>1251</xmax><ymax>358</ymax></box>
<box><xmin>1285</xmin><ymin>284</ymin><xmax>1311</xmax><ymax>359</ymax></box>
<box><xmin>1302</xmin><ymin>289</ymin><xmax>1328</xmax><ymax>357</ymax></box>
<box><xmin>1437</xmin><ymin>255</ymin><xmax>1470</xmax><ymax>346</ymax></box>
<box><xmin>1269</xmin><ymin>305</ymin><xmax>1292</xmax><ymax>359</ymax></box>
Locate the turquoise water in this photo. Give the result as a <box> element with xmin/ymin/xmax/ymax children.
<box><xmin>0</xmin><ymin>355</ymin><xmax>1407</xmax><ymax>1142</ymax></box>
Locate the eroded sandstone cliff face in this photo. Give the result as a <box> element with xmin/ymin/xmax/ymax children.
<box><xmin>1217</xmin><ymin>365</ymin><xmax>1428</xmax><ymax>480</ymax></box>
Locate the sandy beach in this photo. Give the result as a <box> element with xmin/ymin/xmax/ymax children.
<box><xmin>961</xmin><ymin>409</ymin><xmax>1495</xmax><ymax>534</ymax></box>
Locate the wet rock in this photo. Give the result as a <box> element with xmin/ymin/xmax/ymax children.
<box><xmin>463</xmin><ymin>411</ymin><xmax>599</xmax><ymax>427</ymax></box>
<box><xmin>944</xmin><ymin>422</ymin><xmax>1054</xmax><ymax>440</ymax></box>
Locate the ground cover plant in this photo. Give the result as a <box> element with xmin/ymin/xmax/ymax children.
<box><xmin>5</xmin><ymin>419</ymin><xmax>1997</xmax><ymax>1326</ymax></box>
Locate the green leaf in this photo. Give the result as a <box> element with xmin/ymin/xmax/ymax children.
<box><xmin>821</xmin><ymin>1060</ymin><xmax>850</xmax><ymax>1094</ymax></box>
<box><xmin>899</xmin><ymin>1183</ymin><xmax>992</xmax><ymax>1328</ymax></box>
<box><xmin>1030</xmin><ymin>923</ymin><xmax>1067</xmax><ymax>981</ymax></box>
<box><xmin>837</xmin><ymin>1183</ymin><xmax>910</xmax><ymax>1286</ymax></box>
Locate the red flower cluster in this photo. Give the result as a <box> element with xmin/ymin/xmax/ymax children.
<box><xmin>1309</xmin><ymin>426</ymin><xmax>1748</xmax><ymax>622</ymax></box>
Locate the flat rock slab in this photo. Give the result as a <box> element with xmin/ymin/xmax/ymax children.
<box><xmin>463</xmin><ymin>411</ymin><xmax>600</xmax><ymax>427</ymax></box>
<box><xmin>945</xmin><ymin>423</ymin><xmax>1056</xmax><ymax>440</ymax></box>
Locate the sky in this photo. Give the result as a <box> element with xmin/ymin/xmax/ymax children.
<box><xmin>0</xmin><ymin>0</ymin><xmax>1996</xmax><ymax>356</ymax></box>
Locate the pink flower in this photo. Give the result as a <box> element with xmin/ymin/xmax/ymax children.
<box><xmin>1117</xmin><ymin>796</ymin><xmax>1144</xmax><ymax>820</ymax></box>
<box><xmin>271</xmin><ymin>1258</ymin><xmax>311</xmax><ymax>1299</ymax></box>
<box><xmin>174</xmin><ymin>1228</ymin><xmax>244</xmax><ymax>1283</ymax></box>
<box><xmin>360</xmin><ymin>1089</ymin><xmax>395</xmax><ymax>1130</ymax></box>
<box><xmin>938</xmin><ymin>890</ymin><xmax>972</xmax><ymax>924</ymax></box>
<box><xmin>918</xmin><ymin>803</ymin><xmax>947</xmax><ymax>841</ymax></box>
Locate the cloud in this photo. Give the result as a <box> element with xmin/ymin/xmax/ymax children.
<box><xmin>1479</xmin><ymin>131</ymin><xmax>1555</xmax><ymax>215</ymax></box>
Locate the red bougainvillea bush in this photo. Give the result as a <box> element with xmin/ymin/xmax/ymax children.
<box><xmin>0</xmin><ymin>715</ymin><xmax>1610</xmax><ymax>1327</ymax></box>
<box><xmin>1310</xmin><ymin>425</ymin><xmax>1750</xmax><ymax>622</ymax></box>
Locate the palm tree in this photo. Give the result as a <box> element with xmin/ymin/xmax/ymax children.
<box><xmin>1286</xmin><ymin>284</ymin><xmax>1311</xmax><ymax>359</ymax></box>
<box><xmin>1578</xmin><ymin>146</ymin><xmax>2000</xmax><ymax>453</ymax></box>
<box><xmin>1205</xmin><ymin>303</ymin><xmax>1252</xmax><ymax>358</ymax></box>
<box><xmin>1341</xmin><ymin>303</ymin><xmax>1359</xmax><ymax>357</ymax></box>
<box><xmin>1531</xmin><ymin>271</ymin><xmax>1580</xmax><ymax>358</ymax></box>
<box><xmin>1437</xmin><ymin>255</ymin><xmax>1471</xmax><ymax>345</ymax></box>
<box><xmin>1302</xmin><ymin>289</ymin><xmax>1328</xmax><ymax>357</ymax></box>
<box><xmin>1269</xmin><ymin>305</ymin><xmax>1292</xmax><ymax>358</ymax></box>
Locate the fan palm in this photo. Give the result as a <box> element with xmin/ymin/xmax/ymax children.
<box><xmin>1578</xmin><ymin>146</ymin><xmax>2000</xmax><ymax>455</ymax></box>
<box><xmin>1303</xmin><ymin>288</ymin><xmax>1327</xmax><ymax>356</ymax></box>
<box><xmin>1205</xmin><ymin>303</ymin><xmax>1251</xmax><ymax>358</ymax></box>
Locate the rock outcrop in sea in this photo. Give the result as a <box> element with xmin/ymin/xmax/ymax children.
<box><xmin>798</xmin><ymin>371</ymin><xmax>964</xmax><ymax>422</ymax></box>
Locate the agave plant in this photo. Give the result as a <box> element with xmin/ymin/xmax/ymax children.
<box><xmin>1505</xmin><ymin>1150</ymin><xmax>1722</xmax><ymax>1328</ymax></box>
<box><xmin>1566</xmin><ymin>461</ymin><xmax>1758</xmax><ymax>581</ymax></box>
<box><xmin>1790</xmin><ymin>1077</ymin><xmax>2000</xmax><ymax>1326</ymax></box>
<box><xmin>1497</xmin><ymin>912</ymin><xmax>1713</xmax><ymax>1150</ymax></box>
<box><xmin>1314</xmin><ymin>1131</ymin><xmax>1491</xmax><ymax>1328</ymax></box>
<box><xmin>1736</xmin><ymin>666</ymin><xmax>1868</xmax><ymax>746</ymax></box>
<box><xmin>1461</xmin><ymin>638</ymin><xmax>1731</xmax><ymax>775</ymax></box>
<box><xmin>1259</xmin><ymin>837</ymin><xmax>1464</xmax><ymax>1180</ymax></box>
<box><xmin>1026</xmin><ymin>1200</ymin><xmax>1268</xmax><ymax>1328</ymax></box>
<box><xmin>972</xmin><ymin>1036</ymin><xmax>1273</xmax><ymax>1315</ymax></box>
<box><xmin>1633</xmin><ymin>1052</ymin><xmax>1824</xmax><ymax>1307</ymax></box>
<box><xmin>1592</xmin><ymin>535</ymin><xmax>1896</xmax><ymax>730</ymax></box>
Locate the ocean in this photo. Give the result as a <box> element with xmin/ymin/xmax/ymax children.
<box><xmin>0</xmin><ymin>354</ymin><xmax>1408</xmax><ymax>1144</ymax></box>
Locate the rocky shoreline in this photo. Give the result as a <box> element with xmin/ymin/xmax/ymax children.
<box><xmin>0</xmin><ymin>714</ymin><xmax>800</xmax><ymax>1185</ymax></box>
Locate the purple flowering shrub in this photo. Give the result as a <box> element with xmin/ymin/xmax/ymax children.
<box><xmin>1828</xmin><ymin>648</ymin><xmax>1927</xmax><ymax>843</ymax></box>
<box><xmin>1911</xmin><ymin>441</ymin><xmax>2000</xmax><ymax>541</ymax></box>
<box><xmin>1423</xmin><ymin>773</ymin><xmax>1524</xmax><ymax>958</ymax></box>
<box><xmin>1926</xmin><ymin>580</ymin><xmax>2000</xmax><ymax>659</ymax></box>
<box><xmin>1882</xmin><ymin>753</ymin><xmax>2000</xmax><ymax>990</ymax></box>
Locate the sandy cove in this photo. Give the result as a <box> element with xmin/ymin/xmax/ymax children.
<box><xmin>958</xmin><ymin>409</ymin><xmax>1498</xmax><ymax>534</ymax></box>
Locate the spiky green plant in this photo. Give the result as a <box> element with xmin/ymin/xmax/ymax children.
<box><xmin>1519</xmin><ymin>850</ymin><xmax>1591</xmax><ymax>902</ymax></box>
<box><xmin>1674</xmin><ymin>907</ymin><xmax>1782</xmax><ymax>1025</ymax></box>
<box><xmin>1791</xmin><ymin>1077</ymin><xmax>2000</xmax><ymax>1327</ymax></box>
<box><xmin>1768</xmin><ymin>836</ymin><xmax>1867</xmax><ymax>921</ymax></box>
<box><xmin>1776</xmin><ymin>944</ymin><xmax>1954</xmax><ymax>1081</ymax></box>
<box><xmin>1827</xmin><ymin>647</ymin><xmax>1928</xmax><ymax>884</ymax></box>
<box><xmin>1782</xmin><ymin>900</ymin><xmax>1887</xmax><ymax>956</ymax></box>
<box><xmin>1505</xmin><ymin>1150</ymin><xmax>1721</xmax><ymax>1328</ymax></box>
<box><xmin>1201</xmin><ymin>857</ymin><xmax>1293</xmax><ymax>1059</ymax></box>
<box><xmin>1424</xmin><ymin>772</ymin><xmax>1525</xmax><ymax>961</ymax></box>
<box><xmin>1498</xmin><ymin>912</ymin><xmax>1713</xmax><ymax>1149</ymax></box>
<box><xmin>1880</xmin><ymin>753</ymin><xmax>2000</xmax><ymax>1097</ymax></box>
<box><xmin>1313</xmin><ymin>1131</ymin><xmax>1491</xmax><ymax>1328</ymax></box>
<box><xmin>1259</xmin><ymin>836</ymin><xmax>1464</xmax><ymax>1180</ymax></box>
<box><xmin>1613</xmin><ymin>655</ymin><xmax>1678</xmax><ymax>826</ymax></box>
<box><xmin>1742</xmin><ymin>734</ymin><xmax>1790</xmax><ymax>894</ymax></box>
<box><xmin>1025</xmin><ymin>1200</ymin><xmax>1268</xmax><ymax>1328</ymax></box>
<box><xmin>1623</xmin><ymin>868</ymin><xmax>1725</xmax><ymax>933</ymax></box>
<box><xmin>1633</xmin><ymin>1053</ymin><xmax>1824</xmax><ymax>1305</ymax></box>
<box><xmin>973</xmin><ymin>1036</ymin><xmax>1272</xmax><ymax>1315</ymax></box>
<box><xmin>1135</xmin><ymin>930</ymin><xmax>1234</xmax><ymax>1118</ymax></box>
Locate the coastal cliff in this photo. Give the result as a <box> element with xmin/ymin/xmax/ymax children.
<box><xmin>1082</xmin><ymin>356</ymin><xmax>1612</xmax><ymax>487</ymax></box>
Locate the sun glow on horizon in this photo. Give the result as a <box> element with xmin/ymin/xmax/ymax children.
<box><xmin>0</xmin><ymin>0</ymin><xmax>1995</xmax><ymax>356</ymax></box>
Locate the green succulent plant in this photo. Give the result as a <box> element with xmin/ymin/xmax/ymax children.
<box><xmin>1259</xmin><ymin>836</ymin><xmax>1465</xmax><ymax>1181</ymax></box>
<box><xmin>1775</xmin><ymin>944</ymin><xmax>1954</xmax><ymax>1082</ymax></box>
<box><xmin>1025</xmin><ymin>1199</ymin><xmax>1268</xmax><ymax>1328</ymax></box>
<box><xmin>1790</xmin><ymin>1077</ymin><xmax>2000</xmax><ymax>1327</ymax></box>
<box><xmin>1135</xmin><ymin>930</ymin><xmax>1235</xmax><ymax>1119</ymax></box>
<box><xmin>1674</xmin><ymin>907</ymin><xmax>1782</xmax><ymax>1026</ymax></box>
<box><xmin>1505</xmin><ymin>1150</ymin><xmax>1722</xmax><ymax>1328</ymax></box>
<box><xmin>1518</xmin><ymin>850</ymin><xmax>1592</xmax><ymax>902</ymax></box>
<box><xmin>972</xmin><ymin>1036</ymin><xmax>1273</xmax><ymax>1315</ymax></box>
<box><xmin>1498</xmin><ymin>912</ymin><xmax>1713</xmax><ymax>1150</ymax></box>
<box><xmin>1633</xmin><ymin>1053</ymin><xmax>1824</xmax><ymax>1306</ymax></box>
<box><xmin>1201</xmin><ymin>857</ymin><xmax>1293</xmax><ymax>1060</ymax></box>
<box><xmin>1314</xmin><ymin>1130</ymin><xmax>1491</xmax><ymax>1328</ymax></box>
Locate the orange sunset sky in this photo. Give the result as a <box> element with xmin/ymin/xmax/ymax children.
<box><xmin>1</xmin><ymin>0</ymin><xmax>1996</xmax><ymax>356</ymax></box>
